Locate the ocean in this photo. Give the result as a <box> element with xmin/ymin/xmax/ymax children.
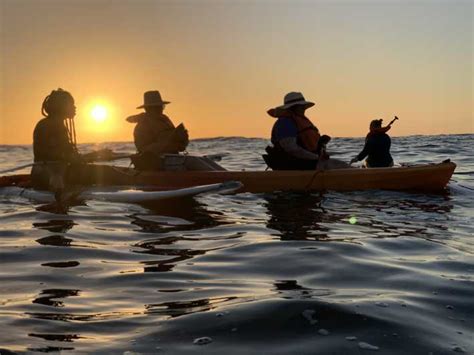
<box><xmin>0</xmin><ymin>134</ymin><xmax>473</xmax><ymax>354</ymax></box>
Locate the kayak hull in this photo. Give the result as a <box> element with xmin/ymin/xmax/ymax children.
<box><xmin>71</xmin><ymin>161</ymin><xmax>456</xmax><ymax>193</ymax></box>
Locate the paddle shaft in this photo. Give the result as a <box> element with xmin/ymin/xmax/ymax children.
<box><xmin>0</xmin><ymin>163</ymin><xmax>34</xmax><ymax>174</ymax></box>
<box><xmin>0</xmin><ymin>153</ymin><xmax>132</xmax><ymax>175</ymax></box>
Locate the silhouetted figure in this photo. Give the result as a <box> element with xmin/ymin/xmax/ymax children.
<box><xmin>350</xmin><ymin>118</ymin><xmax>397</xmax><ymax>168</ymax></box>
<box><xmin>31</xmin><ymin>88</ymin><xmax>111</xmax><ymax>211</ymax></box>
<box><xmin>31</xmin><ymin>89</ymin><xmax>83</xmax><ymax>193</ymax></box>
<box><xmin>264</xmin><ymin>92</ymin><xmax>348</xmax><ymax>170</ymax></box>
<box><xmin>127</xmin><ymin>91</ymin><xmax>225</xmax><ymax>171</ymax></box>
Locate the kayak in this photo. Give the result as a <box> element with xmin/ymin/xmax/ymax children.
<box><xmin>0</xmin><ymin>181</ymin><xmax>242</xmax><ymax>204</ymax></box>
<box><xmin>0</xmin><ymin>161</ymin><xmax>456</xmax><ymax>193</ymax></box>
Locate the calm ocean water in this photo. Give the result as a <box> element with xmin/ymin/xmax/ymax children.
<box><xmin>0</xmin><ymin>134</ymin><xmax>473</xmax><ymax>354</ymax></box>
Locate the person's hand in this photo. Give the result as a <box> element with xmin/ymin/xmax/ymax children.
<box><xmin>175</xmin><ymin>125</ymin><xmax>189</xmax><ymax>151</ymax></box>
<box><xmin>350</xmin><ymin>157</ymin><xmax>358</xmax><ymax>165</ymax></box>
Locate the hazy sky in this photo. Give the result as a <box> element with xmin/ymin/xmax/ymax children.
<box><xmin>1</xmin><ymin>0</ymin><xmax>472</xmax><ymax>144</ymax></box>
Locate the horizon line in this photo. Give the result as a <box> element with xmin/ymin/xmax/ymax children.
<box><xmin>0</xmin><ymin>132</ymin><xmax>472</xmax><ymax>146</ymax></box>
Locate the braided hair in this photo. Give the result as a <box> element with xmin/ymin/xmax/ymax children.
<box><xmin>41</xmin><ymin>88</ymin><xmax>77</xmax><ymax>149</ymax></box>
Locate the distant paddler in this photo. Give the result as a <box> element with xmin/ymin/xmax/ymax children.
<box><xmin>127</xmin><ymin>90</ymin><xmax>225</xmax><ymax>171</ymax></box>
<box><xmin>31</xmin><ymin>89</ymin><xmax>113</xmax><ymax>199</ymax></box>
<box><xmin>350</xmin><ymin>116</ymin><xmax>398</xmax><ymax>167</ymax></box>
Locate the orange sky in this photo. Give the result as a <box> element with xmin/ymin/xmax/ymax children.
<box><xmin>1</xmin><ymin>0</ymin><xmax>472</xmax><ymax>144</ymax></box>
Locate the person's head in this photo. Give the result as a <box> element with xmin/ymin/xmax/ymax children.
<box><xmin>278</xmin><ymin>92</ymin><xmax>315</xmax><ymax>116</ymax></box>
<box><xmin>41</xmin><ymin>89</ymin><xmax>76</xmax><ymax>119</ymax></box>
<box><xmin>370</xmin><ymin>119</ymin><xmax>383</xmax><ymax>130</ymax></box>
<box><xmin>144</xmin><ymin>104</ymin><xmax>164</xmax><ymax>116</ymax></box>
<box><xmin>289</xmin><ymin>103</ymin><xmax>308</xmax><ymax>116</ymax></box>
<box><xmin>137</xmin><ymin>91</ymin><xmax>170</xmax><ymax>116</ymax></box>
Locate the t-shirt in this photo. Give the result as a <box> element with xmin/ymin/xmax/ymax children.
<box><xmin>33</xmin><ymin>117</ymin><xmax>78</xmax><ymax>162</ymax></box>
<box><xmin>271</xmin><ymin>117</ymin><xmax>298</xmax><ymax>144</ymax></box>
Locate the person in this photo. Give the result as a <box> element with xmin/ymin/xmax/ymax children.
<box><xmin>350</xmin><ymin>117</ymin><xmax>398</xmax><ymax>167</ymax></box>
<box><xmin>263</xmin><ymin>92</ymin><xmax>349</xmax><ymax>170</ymax></box>
<box><xmin>32</xmin><ymin>89</ymin><xmax>112</xmax><ymax>194</ymax></box>
<box><xmin>127</xmin><ymin>90</ymin><xmax>225</xmax><ymax>171</ymax></box>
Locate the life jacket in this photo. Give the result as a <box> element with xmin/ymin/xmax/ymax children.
<box><xmin>267</xmin><ymin>108</ymin><xmax>320</xmax><ymax>152</ymax></box>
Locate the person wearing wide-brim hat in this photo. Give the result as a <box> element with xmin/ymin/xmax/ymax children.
<box><xmin>136</xmin><ymin>90</ymin><xmax>171</xmax><ymax>109</ymax></box>
<box><xmin>127</xmin><ymin>90</ymin><xmax>225</xmax><ymax>171</ymax></box>
<box><xmin>264</xmin><ymin>92</ymin><xmax>321</xmax><ymax>170</ymax></box>
<box><xmin>263</xmin><ymin>92</ymin><xmax>349</xmax><ymax>170</ymax></box>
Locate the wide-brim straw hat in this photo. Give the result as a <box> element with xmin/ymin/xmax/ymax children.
<box><xmin>276</xmin><ymin>92</ymin><xmax>315</xmax><ymax>110</ymax></box>
<box><xmin>137</xmin><ymin>90</ymin><xmax>171</xmax><ymax>109</ymax></box>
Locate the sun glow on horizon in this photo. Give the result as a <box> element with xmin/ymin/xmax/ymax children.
<box><xmin>91</xmin><ymin>105</ymin><xmax>108</xmax><ymax>123</ymax></box>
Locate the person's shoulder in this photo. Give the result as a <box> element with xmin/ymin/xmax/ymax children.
<box><xmin>276</xmin><ymin>116</ymin><xmax>295</xmax><ymax>124</ymax></box>
<box><xmin>368</xmin><ymin>132</ymin><xmax>390</xmax><ymax>142</ymax></box>
<box><xmin>273</xmin><ymin>117</ymin><xmax>297</xmax><ymax>138</ymax></box>
<box><xmin>127</xmin><ymin>112</ymin><xmax>147</xmax><ymax>124</ymax></box>
<box><xmin>33</xmin><ymin>117</ymin><xmax>50</xmax><ymax>131</ymax></box>
<box><xmin>275</xmin><ymin>117</ymin><xmax>298</xmax><ymax>132</ymax></box>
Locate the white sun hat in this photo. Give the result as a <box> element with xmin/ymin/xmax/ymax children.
<box><xmin>276</xmin><ymin>92</ymin><xmax>315</xmax><ymax>110</ymax></box>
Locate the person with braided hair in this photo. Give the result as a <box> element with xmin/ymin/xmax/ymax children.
<box><xmin>31</xmin><ymin>89</ymin><xmax>82</xmax><ymax>192</ymax></box>
<box><xmin>33</xmin><ymin>89</ymin><xmax>80</xmax><ymax>163</ymax></box>
<box><xmin>31</xmin><ymin>89</ymin><xmax>110</xmax><ymax>193</ymax></box>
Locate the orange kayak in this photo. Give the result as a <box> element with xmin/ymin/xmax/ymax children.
<box><xmin>73</xmin><ymin>161</ymin><xmax>456</xmax><ymax>193</ymax></box>
<box><xmin>1</xmin><ymin>161</ymin><xmax>456</xmax><ymax>193</ymax></box>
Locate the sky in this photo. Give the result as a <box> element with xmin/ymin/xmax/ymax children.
<box><xmin>0</xmin><ymin>0</ymin><xmax>472</xmax><ymax>144</ymax></box>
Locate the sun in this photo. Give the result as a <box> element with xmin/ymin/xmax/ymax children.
<box><xmin>91</xmin><ymin>105</ymin><xmax>108</xmax><ymax>123</ymax></box>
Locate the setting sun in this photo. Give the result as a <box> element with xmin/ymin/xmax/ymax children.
<box><xmin>91</xmin><ymin>105</ymin><xmax>108</xmax><ymax>123</ymax></box>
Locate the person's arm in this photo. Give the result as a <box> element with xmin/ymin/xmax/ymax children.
<box><xmin>274</xmin><ymin>118</ymin><xmax>318</xmax><ymax>160</ymax></box>
<box><xmin>351</xmin><ymin>138</ymin><xmax>373</xmax><ymax>164</ymax></box>
<box><xmin>280</xmin><ymin>137</ymin><xmax>319</xmax><ymax>160</ymax></box>
<box><xmin>134</xmin><ymin>123</ymin><xmax>176</xmax><ymax>155</ymax></box>
<box><xmin>33</xmin><ymin>123</ymin><xmax>50</xmax><ymax>161</ymax></box>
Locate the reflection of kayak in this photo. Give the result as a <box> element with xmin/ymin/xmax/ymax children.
<box><xmin>0</xmin><ymin>181</ymin><xmax>242</xmax><ymax>204</ymax></box>
<box><xmin>0</xmin><ymin>161</ymin><xmax>456</xmax><ymax>193</ymax></box>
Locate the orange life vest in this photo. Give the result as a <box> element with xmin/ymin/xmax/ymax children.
<box><xmin>268</xmin><ymin>108</ymin><xmax>320</xmax><ymax>152</ymax></box>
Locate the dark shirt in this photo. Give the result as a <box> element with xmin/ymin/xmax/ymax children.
<box><xmin>357</xmin><ymin>133</ymin><xmax>393</xmax><ymax>167</ymax></box>
<box><xmin>271</xmin><ymin>117</ymin><xmax>298</xmax><ymax>144</ymax></box>
<box><xmin>33</xmin><ymin>117</ymin><xmax>79</xmax><ymax>162</ymax></box>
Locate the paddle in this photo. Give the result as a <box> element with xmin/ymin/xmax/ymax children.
<box><xmin>0</xmin><ymin>163</ymin><xmax>35</xmax><ymax>174</ymax></box>
<box><xmin>388</xmin><ymin>116</ymin><xmax>399</xmax><ymax>126</ymax></box>
<box><xmin>0</xmin><ymin>150</ymin><xmax>132</xmax><ymax>175</ymax></box>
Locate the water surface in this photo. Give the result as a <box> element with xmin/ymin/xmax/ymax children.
<box><xmin>0</xmin><ymin>135</ymin><xmax>473</xmax><ymax>354</ymax></box>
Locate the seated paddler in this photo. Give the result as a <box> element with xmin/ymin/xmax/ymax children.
<box><xmin>350</xmin><ymin>117</ymin><xmax>398</xmax><ymax>168</ymax></box>
<box><xmin>127</xmin><ymin>90</ymin><xmax>225</xmax><ymax>171</ymax></box>
<box><xmin>264</xmin><ymin>92</ymin><xmax>348</xmax><ymax>170</ymax></box>
<box><xmin>32</xmin><ymin>88</ymin><xmax>112</xmax><ymax>193</ymax></box>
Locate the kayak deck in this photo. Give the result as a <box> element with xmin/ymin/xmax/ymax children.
<box><xmin>72</xmin><ymin>161</ymin><xmax>456</xmax><ymax>193</ymax></box>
